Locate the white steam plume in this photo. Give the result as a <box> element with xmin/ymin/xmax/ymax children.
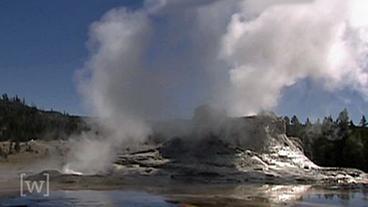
<box><xmin>65</xmin><ymin>0</ymin><xmax>368</xmax><ymax>174</ymax></box>
<box><xmin>221</xmin><ymin>0</ymin><xmax>368</xmax><ymax>115</ymax></box>
<box><xmin>65</xmin><ymin>7</ymin><xmax>155</xmax><ymax>174</ymax></box>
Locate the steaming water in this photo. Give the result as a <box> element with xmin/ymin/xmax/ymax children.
<box><xmin>0</xmin><ymin>188</ymin><xmax>367</xmax><ymax>207</ymax></box>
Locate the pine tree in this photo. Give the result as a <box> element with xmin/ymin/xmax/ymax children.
<box><xmin>321</xmin><ymin>116</ymin><xmax>336</xmax><ymax>140</ymax></box>
<box><xmin>291</xmin><ymin>115</ymin><xmax>300</xmax><ymax>126</ymax></box>
<box><xmin>337</xmin><ymin>108</ymin><xmax>350</xmax><ymax>137</ymax></box>
<box><xmin>337</xmin><ymin>108</ymin><xmax>351</xmax><ymax>166</ymax></box>
<box><xmin>1</xmin><ymin>94</ymin><xmax>8</xmax><ymax>102</ymax></box>
<box><xmin>360</xmin><ymin>115</ymin><xmax>367</xmax><ymax>127</ymax></box>
<box><xmin>290</xmin><ymin>115</ymin><xmax>302</xmax><ymax>137</ymax></box>
<box><xmin>283</xmin><ymin>116</ymin><xmax>290</xmax><ymax>125</ymax></box>
<box><xmin>305</xmin><ymin>118</ymin><xmax>312</xmax><ymax>127</ymax></box>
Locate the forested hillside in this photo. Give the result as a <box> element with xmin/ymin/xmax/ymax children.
<box><xmin>285</xmin><ymin>109</ymin><xmax>368</xmax><ymax>172</ymax></box>
<box><xmin>0</xmin><ymin>94</ymin><xmax>87</xmax><ymax>142</ymax></box>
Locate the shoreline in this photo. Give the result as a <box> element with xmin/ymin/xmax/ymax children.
<box><xmin>1</xmin><ymin>175</ymin><xmax>367</xmax><ymax>207</ymax></box>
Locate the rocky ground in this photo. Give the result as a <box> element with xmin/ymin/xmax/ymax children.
<box><xmin>106</xmin><ymin>115</ymin><xmax>368</xmax><ymax>187</ymax></box>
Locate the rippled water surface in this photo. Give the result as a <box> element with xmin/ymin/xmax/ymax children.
<box><xmin>0</xmin><ymin>187</ymin><xmax>367</xmax><ymax>207</ymax></box>
<box><xmin>295</xmin><ymin>191</ymin><xmax>368</xmax><ymax>207</ymax></box>
<box><xmin>0</xmin><ymin>191</ymin><xmax>177</xmax><ymax>207</ymax></box>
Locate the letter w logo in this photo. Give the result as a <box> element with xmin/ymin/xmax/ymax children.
<box><xmin>25</xmin><ymin>180</ymin><xmax>45</xmax><ymax>193</ymax></box>
<box><xmin>20</xmin><ymin>173</ymin><xmax>50</xmax><ymax>197</ymax></box>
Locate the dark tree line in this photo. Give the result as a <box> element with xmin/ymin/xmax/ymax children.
<box><xmin>285</xmin><ymin>109</ymin><xmax>368</xmax><ymax>172</ymax></box>
<box><xmin>0</xmin><ymin>94</ymin><xmax>88</xmax><ymax>143</ymax></box>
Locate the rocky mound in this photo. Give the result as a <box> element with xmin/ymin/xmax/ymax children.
<box><xmin>115</xmin><ymin>115</ymin><xmax>368</xmax><ymax>185</ymax></box>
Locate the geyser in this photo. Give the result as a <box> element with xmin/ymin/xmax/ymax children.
<box><xmin>65</xmin><ymin>0</ymin><xmax>368</xmax><ymax>174</ymax></box>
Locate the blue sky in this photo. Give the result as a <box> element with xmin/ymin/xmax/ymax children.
<box><xmin>0</xmin><ymin>0</ymin><xmax>143</xmax><ymax>115</ymax></box>
<box><xmin>276</xmin><ymin>78</ymin><xmax>368</xmax><ymax>123</ymax></box>
<box><xmin>0</xmin><ymin>0</ymin><xmax>367</xmax><ymax>122</ymax></box>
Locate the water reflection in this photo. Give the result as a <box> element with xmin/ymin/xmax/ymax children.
<box><xmin>150</xmin><ymin>184</ymin><xmax>311</xmax><ymax>203</ymax></box>
<box><xmin>261</xmin><ymin>185</ymin><xmax>312</xmax><ymax>203</ymax></box>
<box><xmin>0</xmin><ymin>186</ymin><xmax>366</xmax><ymax>207</ymax></box>
<box><xmin>297</xmin><ymin>190</ymin><xmax>368</xmax><ymax>207</ymax></box>
<box><xmin>0</xmin><ymin>191</ymin><xmax>177</xmax><ymax>207</ymax></box>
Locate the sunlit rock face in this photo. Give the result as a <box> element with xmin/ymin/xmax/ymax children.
<box><xmin>113</xmin><ymin>115</ymin><xmax>368</xmax><ymax>185</ymax></box>
<box><xmin>154</xmin><ymin>115</ymin><xmax>320</xmax><ymax>182</ymax></box>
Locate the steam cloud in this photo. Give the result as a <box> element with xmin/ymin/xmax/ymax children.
<box><xmin>65</xmin><ymin>0</ymin><xmax>368</xmax><ymax>174</ymax></box>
